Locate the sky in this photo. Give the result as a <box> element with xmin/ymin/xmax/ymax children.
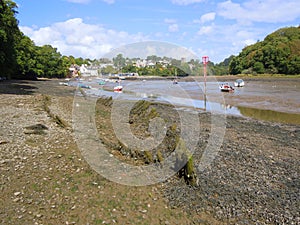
<box><xmin>15</xmin><ymin>0</ymin><xmax>300</xmax><ymax>63</ymax></box>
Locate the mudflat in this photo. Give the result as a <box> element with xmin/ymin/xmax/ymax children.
<box><xmin>0</xmin><ymin>78</ymin><xmax>299</xmax><ymax>224</ymax></box>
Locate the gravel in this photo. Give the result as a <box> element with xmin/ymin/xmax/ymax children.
<box><xmin>163</xmin><ymin>114</ymin><xmax>300</xmax><ymax>224</ymax></box>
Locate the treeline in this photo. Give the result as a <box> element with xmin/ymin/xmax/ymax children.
<box><xmin>228</xmin><ymin>26</ymin><xmax>300</xmax><ymax>75</ymax></box>
<box><xmin>0</xmin><ymin>0</ymin><xmax>88</xmax><ymax>80</ymax></box>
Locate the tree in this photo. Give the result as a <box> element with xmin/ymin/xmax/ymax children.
<box><xmin>229</xmin><ymin>57</ymin><xmax>242</xmax><ymax>74</ymax></box>
<box><xmin>101</xmin><ymin>65</ymin><xmax>116</xmax><ymax>74</ymax></box>
<box><xmin>228</xmin><ymin>26</ymin><xmax>300</xmax><ymax>75</ymax></box>
<box><xmin>15</xmin><ymin>33</ymin><xmax>39</xmax><ymax>79</ymax></box>
<box><xmin>113</xmin><ymin>54</ymin><xmax>126</xmax><ymax>72</ymax></box>
<box><xmin>287</xmin><ymin>56</ymin><xmax>300</xmax><ymax>74</ymax></box>
<box><xmin>0</xmin><ymin>0</ymin><xmax>20</xmax><ymax>78</ymax></box>
<box><xmin>253</xmin><ymin>62</ymin><xmax>265</xmax><ymax>74</ymax></box>
<box><xmin>35</xmin><ymin>45</ymin><xmax>66</xmax><ymax>78</ymax></box>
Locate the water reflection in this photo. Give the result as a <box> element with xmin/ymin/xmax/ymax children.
<box><xmin>238</xmin><ymin>106</ymin><xmax>300</xmax><ymax>125</ymax></box>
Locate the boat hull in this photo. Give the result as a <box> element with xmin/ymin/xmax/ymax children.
<box><xmin>114</xmin><ymin>85</ymin><xmax>123</xmax><ymax>92</ymax></box>
<box><xmin>234</xmin><ymin>79</ymin><xmax>245</xmax><ymax>87</ymax></box>
<box><xmin>219</xmin><ymin>84</ymin><xmax>234</xmax><ymax>92</ymax></box>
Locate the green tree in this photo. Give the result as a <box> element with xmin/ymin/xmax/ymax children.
<box><xmin>253</xmin><ymin>61</ymin><xmax>265</xmax><ymax>74</ymax></box>
<box><xmin>228</xmin><ymin>26</ymin><xmax>300</xmax><ymax>75</ymax></box>
<box><xmin>113</xmin><ymin>54</ymin><xmax>126</xmax><ymax>72</ymax></box>
<box><xmin>101</xmin><ymin>65</ymin><xmax>116</xmax><ymax>74</ymax></box>
<box><xmin>35</xmin><ymin>45</ymin><xmax>66</xmax><ymax>78</ymax></box>
<box><xmin>287</xmin><ymin>55</ymin><xmax>300</xmax><ymax>74</ymax></box>
<box><xmin>229</xmin><ymin>57</ymin><xmax>242</xmax><ymax>74</ymax></box>
<box><xmin>15</xmin><ymin>33</ymin><xmax>39</xmax><ymax>79</ymax></box>
<box><xmin>0</xmin><ymin>0</ymin><xmax>20</xmax><ymax>78</ymax></box>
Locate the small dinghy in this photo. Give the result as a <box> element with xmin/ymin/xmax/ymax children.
<box><xmin>234</xmin><ymin>79</ymin><xmax>245</xmax><ymax>87</ymax></box>
<box><xmin>219</xmin><ymin>83</ymin><xmax>234</xmax><ymax>92</ymax></box>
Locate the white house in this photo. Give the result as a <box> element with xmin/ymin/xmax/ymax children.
<box><xmin>80</xmin><ymin>64</ymin><xmax>99</xmax><ymax>77</ymax></box>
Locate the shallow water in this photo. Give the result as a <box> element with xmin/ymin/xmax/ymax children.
<box><xmin>74</xmin><ymin>78</ymin><xmax>300</xmax><ymax>125</ymax></box>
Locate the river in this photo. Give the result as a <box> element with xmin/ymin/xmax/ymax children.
<box><xmin>72</xmin><ymin>77</ymin><xmax>300</xmax><ymax>125</ymax></box>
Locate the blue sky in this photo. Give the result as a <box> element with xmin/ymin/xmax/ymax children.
<box><xmin>15</xmin><ymin>0</ymin><xmax>300</xmax><ymax>63</ymax></box>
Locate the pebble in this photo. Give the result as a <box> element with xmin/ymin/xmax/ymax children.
<box><xmin>163</xmin><ymin>114</ymin><xmax>300</xmax><ymax>224</ymax></box>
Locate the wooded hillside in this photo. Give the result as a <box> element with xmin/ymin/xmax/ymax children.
<box><xmin>229</xmin><ymin>26</ymin><xmax>300</xmax><ymax>75</ymax></box>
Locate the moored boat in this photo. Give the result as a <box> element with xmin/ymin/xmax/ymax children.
<box><xmin>114</xmin><ymin>85</ymin><xmax>123</xmax><ymax>92</ymax></box>
<box><xmin>234</xmin><ymin>79</ymin><xmax>245</xmax><ymax>87</ymax></box>
<box><xmin>114</xmin><ymin>79</ymin><xmax>123</xmax><ymax>92</ymax></box>
<box><xmin>78</xmin><ymin>83</ymin><xmax>91</xmax><ymax>89</ymax></box>
<box><xmin>98</xmin><ymin>80</ymin><xmax>106</xmax><ymax>85</ymax></box>
<box><xmin>219</xmin><ymin>83</ymin><xmax>234</xmax><ymax>92</ymax></box>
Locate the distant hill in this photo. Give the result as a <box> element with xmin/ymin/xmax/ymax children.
<box><xmin>228</xmin><ymin>26</ymin><xmax>300</xmax><ymax>75</ymax></box>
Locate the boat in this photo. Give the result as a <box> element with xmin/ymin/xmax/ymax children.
<box><xmin>98</xmin><ymin>80</ymin><xmax>106</xmax><ymax>85</ymax></box>
<box><xmin>219</xmin><ymin>83</ymin><xmax>234</xmax><ymax>92</ymax></box>
<box><xmin>114</xmin><ymin>79</ymin><xmax>123</xmax><ymax>92</ymax></box>
<box><xmin>78</xmin><ymin>83</ymin><xmax>91</xmax><ymax>89</ymax></box>
<box><xmin>59</xmin><ymin>82</ymin><xmax>69</xmax><ymax>86</ymax></box>
<box><xmin>114</xmin><ymin>85</ymin><xmax>123</xmax><ymax>92</ymax></box>
<box><xmin>234</xmin><ymin>79</ymin><xmax>245</xmax><ymax>87</ymax></box>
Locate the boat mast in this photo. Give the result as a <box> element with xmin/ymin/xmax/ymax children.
<box><xmin>202</xmin><ymin>56</ymin><xmax>209</xmax><ymax>110</ymax></box>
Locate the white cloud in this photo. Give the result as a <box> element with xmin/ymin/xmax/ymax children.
<box><xmin>218</xmin><ymin>0</ymin><xmax>300</xmax><ymax>23</ymax></box>
<box><xmin>207</xmin><ymin>23</ymin><xmax>262</xmax><ymax>60</ymax></box>
<box><xmin>243</xmin><ymin>39</ymin><xmax>256</xmax><ymax>46</ymax></box>
<box><xmin>168</xmin><ymin>24</ymin><xmax>179</xmax><ymax>32</ymax></box>
<box><xmin>164</xmin><ymin>18</ymin><xmax>179</xmax><ymax>32</ymax></box>
<box><xmin>20</xmin><ymin>18</ymin><xmax>147</xmax><ymax>59</ymax></box>
<box><xmin>197</xmin><ymin>26</ymin><xmax>213</xmax><ymax>35</ymax></box>
<box><xmin>170</xmin><ymin>0</ymin><xmax>205</xmax><ymax>6</ymax></box>
<box><xmin>199</xmin><ymin>12</ymin><xmax>216</xmax><ymax>24</ymax></box>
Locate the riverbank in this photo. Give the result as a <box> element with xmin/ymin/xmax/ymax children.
<box><xmin>0</xmin><ymin>79</ymin><xmax>299</xmax><ymax>224</ymax></box>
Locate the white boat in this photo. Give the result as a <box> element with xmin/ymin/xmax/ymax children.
<box><xmin>234</xmin><ymin>79</ymin><xmax>245</xmax><ymax>87</ymax></box>
<box><xmin>219</xmin><ymin>83</ymin><xmax>234</xmax><ymax>92</ymax></box>
<box><xmin>114</xmin><ymin>85</ymin><xmax>123</xmax><ymax>92</ymax></box>
<box><xmin>114</xmin><ymin>79</ymin><xmax>123</xmax><ymax>92</ymax></box>
<box><xmin>59</xmin><ymin>82</ymin><xmax>69</xmax><ymax>86</ymax></box>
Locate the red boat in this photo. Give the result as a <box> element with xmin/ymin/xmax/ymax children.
<box><xmin>114</xmin><ymin>85</ymin><xmax>123</xmax><ymax>92</ymax></box>
<box><xmin>114</xmin><ymin>79</ymin><xmax>123</xmax><ymax>92</ymax></box>
<box><xmin>219</xmin><ymin>83</ymin><xmax>234</xmax><ymax>92</ymax></box>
